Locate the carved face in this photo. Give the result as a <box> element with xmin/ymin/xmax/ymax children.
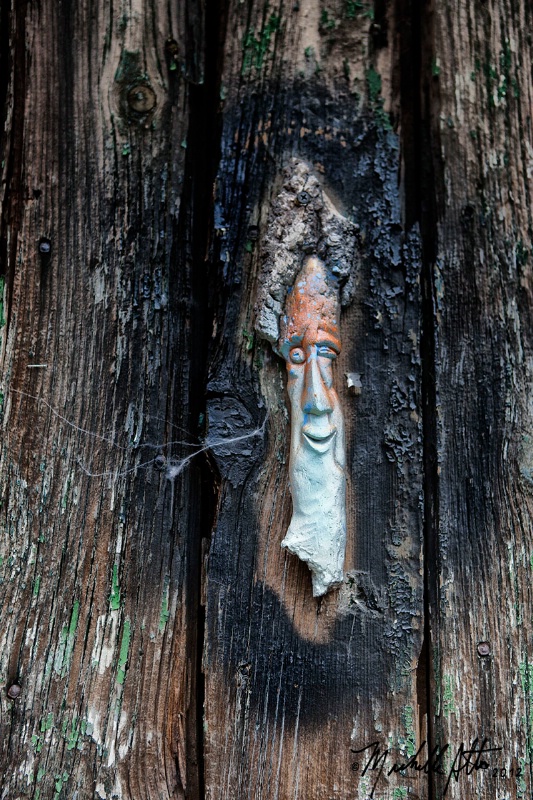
<box><xmin>277</xmin><ymin>256</ymin><xmax>347</xmax><ymax>597</ymax></box>
<box><xmin>279</xmin><ymin>256</ymin><xmax>345</xmax><ymax>468</ymax></box>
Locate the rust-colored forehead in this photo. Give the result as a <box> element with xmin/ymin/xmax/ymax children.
<box><xmin>279</xmin><ymin>256</ymin><xmax>341</xmax><ymax>353</ymax></box>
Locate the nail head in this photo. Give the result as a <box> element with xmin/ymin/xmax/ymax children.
<box><xmin>154</xmin><ymin>454</ymin><xmax>166</xmax><ymax>470</ymax></box>
<box><xmin>477</xmin><ymin>641</ymin><xmax>491</xmax><ymax>657</ymax></box>
<box><xmin>7</xmin><ymin>684</ymin><xmax>21</xmax><ymax>699</ymax></box>
<box><xmin>127</xmin><ymin>85</ymin><xmax>156</xmax><ymax>114</ymax></box>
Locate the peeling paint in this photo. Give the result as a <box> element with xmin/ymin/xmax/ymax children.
<box><xmin>110</xmin><ymin>564</ymin><xmax>121</xmax><ymax>610</ymax></box>
<box><xmin>159</xmin><ymin>575</ymin><xmax>170</xmax><ymax>631</ymax></box>
<box><xmin>117</xmin><ymin>618</ymin><xmax>131</xmax><ymax>685</ymax></box>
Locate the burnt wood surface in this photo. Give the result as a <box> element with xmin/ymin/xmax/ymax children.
<box><xmin>202</xmin><ymin>2</ymin><xmax>425</xmax><ymax>799</ymax></box>
<box><xmin>0</xmin><ymin>0</ymin><xmax>531</xmax><ymax>798</ymax></box>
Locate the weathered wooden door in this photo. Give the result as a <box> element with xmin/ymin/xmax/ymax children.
<box><xmin>1</xmin><ymin>0</ymin><xmax>532</xmax><ymax>798</ymax></box>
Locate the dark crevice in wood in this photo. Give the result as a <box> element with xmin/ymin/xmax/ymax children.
<box><xmin>0</xmin><ymin>0</ymin><xmax>9</xmax><ymax>300</ymax></box>
<box><xmin>184</xmin><ymin>0</ymin><xmax>206</xmax><ymax>84</ymax></box>
<box><xmin>0</xmin><ymin>0</ymin><xmax>27</xmax><ymax>335</ymax></box>
<box><xmin>0</xmin><ymin>1</ymin><xmax>10</xmax><ymax>171</ymax></box>
<box><xmin>180</xmin><ymin>0</ymin><xmax>227</xmax><ymax>795</ymax></box>
<box><xmin>397</xmin><ymin>0</ymin><xmax>441</xmax><ymax>796</ymax></box>
<box><xmin>415</xmin><ymin>632</ymin><xmax>428</xmax><ymax>742</ymax></box>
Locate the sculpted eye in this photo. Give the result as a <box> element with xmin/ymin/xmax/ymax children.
<box><xmin>317</xmin><ymin>346</ymin><xmax>337</xmax><ymax>359</ymax></box>
<box><xmin>289</xmin><ymin>348</ymin><xmax>305</xmax><ymax>364</ymax></box>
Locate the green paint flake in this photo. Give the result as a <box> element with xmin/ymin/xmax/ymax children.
<box><xmin>442</xmin><ymin>674</ymin><xmax>457</xmax><ymax>718</ymax></box>
<box><xmin>344</xmin><ymin>0</ymin><xmax>373</xmax><ymax>18</ymax></box>
<box><xmin>66</xmin><ymin>717</ymin><xmax>81</xmax><ymax>750</ymax></box>
<box><xmin>60</xmin><ymin>478</ymin><xmax>71</xmax><ymax>510</ymax></box>
<box><xmin>366</xmin><ymin>66</ymin><xmax>392</xmax><ymax>131</ymax></box>
<box><xmin>33</xmin><ymin>575</ymin><xmax>41</xmax><ymax>597</ymax></box>
<box><xmin>398</xmin><ymin>705</ymin><xmax>416</xmax><ymax>758</ymax></box>
<box><xmin>61</xmin><ymin>600</ymin><xmax>80</xmax><ymax>677</ymax></box>
<box><xmin>122</xmin><ymin>143</ymin><xmax>131</xmax><ymax>157</ymax></box>
<box><xmin>367</xmin><ymin>66</ymin><xmax>382</xmax><ymax>103</ymax></box>
<box><xmin>519</xmin><ymin>661</ymin><xmax>533</xmax><ymax>759</ymax></box>
<box><xmin>516</xmin><ymin>241</ymin><xmax>529</xmax><ymax>268</ymax></box>
<box><xmin>0</xmin><ymin>276</ymin><xmax>5</xmax><ymax>329</ymax></box>
<box><xmin>110</xmin><ymin>564</ymin><xmax>121</xmax><ymax>610</ymax></box>
<box><xmin>40</xmin><ymin>712</ymin><xmax>54</xmax><ymax>732</ymax></box>
<box><xmin>500</xmin><ymin>43</ymin><xmax>512</xmax><ymax>75</ymax></box>
<box><xmin>345</xmin><ymin>0</ymin><xmax>363</xmax><ymax>18</ymax></box>
<box><xmin>36</xmin><ymin>767</ymin><xmax>45</xmax><ymax>782</ymax></box>
<box><xmin>242</xmin><ymin>14</ymin><xmax>281</xmax><ymax>74</ymax></box>
<box><xmin>117</xmin><ymin>618</ymin><xmax>132</xmax><ymax>685</ymax></box>
<box><xmin>242</xmin><ymin>328</ymin><xmax>254</xmax><ymax>352</ymax></box>
<box><xmin>319</xmin><ymin>9</ymin><xmax>336</xmax><ymax>30</ymax></box>
<box><xmin>35</xmin><ymin>791</ymin><xmax>40</xmax><ymax>800</ymax></box>
<box><xmin>69</xmin><ymin>602</ymin><xmax>79</xmax><ymax>635</ymax></box>
<box><xmin>519</xmin><ymin>661</ymin><xmax>533</xmax><ymax>694</ymax></box>
<box><xmin>159</xmin><ymin>579</ymin><xmax>170</xmax><ymax>632</ymax></box>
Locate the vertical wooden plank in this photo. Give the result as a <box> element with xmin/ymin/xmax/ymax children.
<box><xmin>431</xmin><ymin>0</ymin><xmax>533</xmax><ymax>797</ymax></box>
<box><xmin>0</xmin><ymin>1</ymin><xmax>205</xmax><ymax>796</ymax></box>
<box><xmin>203</xmin><ymin>2</ymin><xmax>425</xmax><ymax>798</ymax></box>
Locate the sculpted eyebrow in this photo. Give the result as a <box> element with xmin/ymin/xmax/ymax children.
<box><xmin>316</xmin><ymin>333</ymin><xmax>341</xmax><ymax>352</ymax></box>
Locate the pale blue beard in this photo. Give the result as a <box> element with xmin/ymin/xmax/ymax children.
<box><xmin>282</xmin><ymin>435</ymin><xmax>346</xmax><ymax>597</ymax></box>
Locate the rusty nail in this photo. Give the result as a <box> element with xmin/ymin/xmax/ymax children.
<box><xmin>7</xmin><ymin>684</ymin><xmax>21</xmax><ymax>699</ymax></box>
<box><xmin>477</xmin><ymin>641</ymin><xmax>490</xmax><ymax>657</ymax></box>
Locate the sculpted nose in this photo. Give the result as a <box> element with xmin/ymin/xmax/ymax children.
<box><xmin>303</xmin><ymin>353</ymin><xmax>333</xmax><ymax>415</ymax></box>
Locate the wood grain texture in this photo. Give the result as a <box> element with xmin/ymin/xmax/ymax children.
<box><xmin>4</xmin><ymin>0</ymin><xmax>532</xmax><ymax>798</ymax></box>
<box><xmin>202</xmin><ymin>2</ymin><xmax>425</xmax><ymax>798</ymax></box>
<box><xmin>431</xmin><ymin>0</ymin><xmax>533</xmax><ymax>797</ymax></box>
<box><xmin>0</xmin><ymin>1</ymin><xmax>207</xmax><ymax>797</ymax></box>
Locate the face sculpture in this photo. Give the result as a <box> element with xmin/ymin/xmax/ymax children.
<box><xmin>278</xmin><ymin>256</ymin><xmax>346</xmax><ymax>596</ymax></box>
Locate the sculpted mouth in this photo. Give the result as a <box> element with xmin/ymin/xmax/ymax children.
<box><xmin>303</xmin><ymin>428</ymin><xmax>336</xmax><ymax>450</ymax></box>
<box><xmin>304</xmin><ymin>429</ymin><xmax>335</xmax><ymax>442</ymax></box>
